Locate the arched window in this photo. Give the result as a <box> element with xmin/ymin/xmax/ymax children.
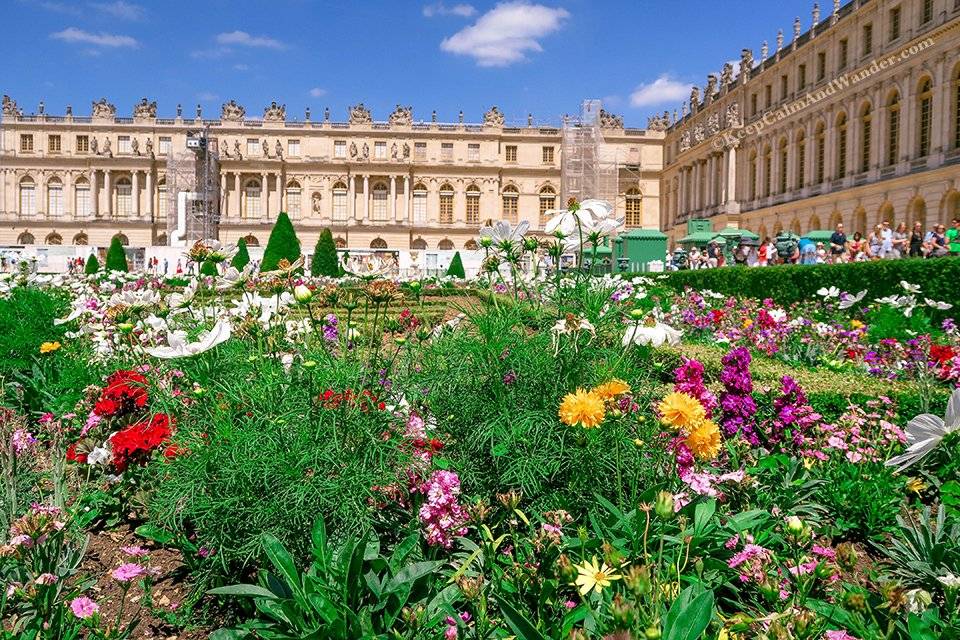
<box><xmin>334</xmin><ymin>237</ymin><xmax>346</xmax><ymax>249</ymax></box>
<box><xmin>748</xmin><ymin>150</ymin><xmax>758</xmax><ymax>199</ymax></box>
<box><xmin>370</xmin><ymin>237</ymin><xmax>388</xmax><ymax>249</ymax></box>
<box><xmin>859</xmin><ymin>103</ymin><xmax>872</xmax><ymax>173</ymax></box>
<box><xmin>538</xmin><ymin>185</ymin><xmax>557</xmax><ymax>225</ymax></box>
<box><xmin>286</xmin><ymin>180</ymin><xmax>302</xmax><ymax>219</ymax></box>
<box><xmin>815</xmin><ymin>122</ymin><xmax>826</xmax><ymax>184</ymax></box>
<box><xmin>156</xmin><ymin>233</ymin><xmax>168</xmax><ymax>246</ymax></box>
<box><xmin>795</xmin><ymin>130</ymin><xmax>806</xmax><ymax>188</ymax></box>
<box><xmin>942</xmin><ymin>191</ymin><xmax>960</xmax><ymax>225</ymax></box>
<box><xmin>836</xmin><ymin>112</ymin><xmax>848</xmax><ymax>179</ymax></box>
<box><xmin>917</xmin><ymin>77</ymin><xmax>933</xmax><ymax>157</ymax></box>
<box><xmin>829</xmin><ymin>211</ymin><xmax>843</xmax><ymax>229</ymax></box>
<box><xmin>439</xmin><ymin>184</ymin><xmax>454</xmax><ymax>224</ymax></box>
<box><xmin>438</xmin><ymin>238</ymin><xmax>455</xmax><ymax>250</ymax></box>
<box><xmin>953</xmin><ymin>65</ymin><xmax>960</xmax><ymax>150</ymax></box>
<box><xmin>244</xmin><ymin>178</ymin><xmax>262</xmax><ymax>219</ymax></box>
<box><xmin>465</xmin><ymin>185</ymin><xmax>480</xmax><ymax>224</ymax></box>
<box><xmin>778</xmin><ymin>138</ymin><xmax>788</xmax><ymax>194</ymax></box>
<box><xmin>73</xmin><ymin>232</ymin><xmax>88</xmax><ymax>245</ymax></box>
<box><xmin>17</xmin><ymin>231</ymin><xmax>35</xmax><ymax>244</ymax></box>
<box><xmin>331</xmin><ymin>181</ymin><xmax>347</xmax><ymax>221</ymax></box>
<box><xmin>412</xmin><ymin>183</ymin><xmax>427</xmax><ymax>223</ymax></box>
<box><xmin>45</xmin><ymin>232</ymin><xmax>63</xmax><ymax>245</ymax></box>
<box><xmin>501</xmin><ymin>185</ymin><xmax>519</xmax><ymax>222</ymax></box>
<box><xmin>773</xmin><ymin>222</ymin><xmax>783</xmax><ymax>236</ymax></box>
<box><xmin>790</xmin><ymin>219</ymin><xmax>802</xmax><ymax>235</ymax></box>
<box><xmin>372</xmin><ymin>182</ymin><xmax>389</xmax><ymax>221</ymax></box>
<box><xmin>886</xmin><ymin>91</ymin><xmax>900</xmax><ymax>166</ymax></box>
<box><xmin>625</xmin><ymin>188</ymin><xmax>642</xmax><ymax>226</ymax></box>
<box><xmin>909</xmin><ymin>198</ymin><xmax>926</xmax><ymax>228</ymax></box>
<box><xmin>879</xmin><ymin>202</ymin><xmax>895</xmax><ymax>226</ymax></box>
<box><xmin>115</xmin><ymin>177</ymin><xmax>132</xmax><ymax>217</ymax></box>
<box><xmin>113</xmin><ymin>233</ymin><xmax>129</xmax><ymax>246</ymax></box>
<box><xmin>19</xmin><ymin>177</ymin><xmax>36</xmax><ymax>216</ymax></box>
<box><xmin>758</xmin><ymin>224</ymin><xmax>768</xmax><ymax>240</ymax></box>
<box><xmin>853</xmin><ymin>207</ymin><xmax>867</xmax><ymax>234</ymax></box>
<box><xmin>411</xmin><ymin>237</ymin><xmax>427</xmax><ymax>250</ymax></box>
<box><xmin>157</xmin><ymin>177</ymin><xmax>167</xmax><ymax>218</ymax></box>
<box><xmin>243</xmin><ymin>234</ymin><xmax>260</xmax><ymax>247</ymax></box>
<box><xmin>762</xmin><ymin>145</ymin><xmax>772</xmax><ymax>197</ymax></box>
<box><xmin>75</xmin><ymin>177</ymin><xmax>91</xmax><ymax>218</ymax></box>
<box><xmin>808</xmin><ymin>214</ymin><xmax>821</xmax><ymax>232</ymax></box>
<box><xmin>464</xmin><ymin>239</ymin><xmax>479</xmax><ymax>250</ymax></box>
<box><xmin>47</xmin><ymin>177</ymin><xmax>64</xmax><ymax>217</ymax></box>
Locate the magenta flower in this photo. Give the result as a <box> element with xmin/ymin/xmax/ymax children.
<box><xmin>111</xmin><ymin>563</ymin><xmax>145</xmax><ymax>582</ymax></box>
<box><xmin>120</xmin><ymin>545</ymin><xmax>149</xmax><ymax>557</ymax></box>
<box><xmin>418</xmin><ymin>470</ymin><xmax>469</xmax><ymax>548</ymax></box>
<box><xmin>34</xmin><ymin>573</ymin><xmax>58</xmax><ymax>585</ymax></box>
<box><xmin>70</xmin><ymin>596</ymin><xmax>100</xmax><ymax>619</ymax></box>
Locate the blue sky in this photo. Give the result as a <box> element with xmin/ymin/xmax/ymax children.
<box><xmin>4</xmin><ymin>0</ymin><xmax>823</xmax><ymax>127</ymax></box>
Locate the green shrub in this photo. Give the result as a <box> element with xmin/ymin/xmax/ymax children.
<box><xmin>83</xmin><ymin>253</ymin><xmax>99</xmax><ymax>274</ymax></box>
<box><xmin>104</xmin><ymin>237</ymin><xmax>128</xmax><ymax>272</ymax></box>
<box><xmin>446</xmin><ymin>251</ymin><xmax>465</xmax><ymax>279</ymax></box>
<box><xmin>231</xmin><ymin>237</ymin><xmax>250</xmax><ymax>270</ymax></box>
<box><xmin>311</xmin><ymin>228</ymin><xmax>340</xmax><ymax>277</ymax></box>
<box><xmin>200</xmin><ymin>260</ymin><xmax>218</xmax><ymax>277</ymax></box>
<box><xmin>260</xmin><ymin>211</ymin><xmax>301</xmax><ymax>272</ymax></box>
<box><xmin>660</xmin><ymin>258</ymin><xmax>960</xmax><ymax>308</ymax></box>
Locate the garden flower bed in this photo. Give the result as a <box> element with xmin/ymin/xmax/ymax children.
<box><xmin>2</xmin><ymin>208</ymin><xmax>959</xmax><ymax>639</ymax></box>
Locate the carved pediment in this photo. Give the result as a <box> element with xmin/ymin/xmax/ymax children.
<box><xmin>1</xmin><ymin>95</ymin><xmax>18</xmax><ymax>117</ymax></box>
<box><xmin>349</xmin><ymin>103</ymin><xmax>372</xmax><ymax>124</ymax></box>
<box><xmin>599</xmin><ymin>109</ymin><xmax>624</xmax><ymax>130</ymax></box>
<box><xmin>263</xmin><ymin>101</ymin><xmax>286</xmax><ymax>122</ymax></box>
<box><xmin>221</xmin><ymin>100</ymin><xmax>246</xmax><ymax>122</ymax></box>
<box><xmin>132</xmin><ymin>97</ymin><xmax>157</xmax><ymax>120</ymax></box>
<box><xmin>388</xmin><ymin>104</ymin><xmax>413</xmax><ymax>126</ymax></box>
<box><xmin>91</xmin><ymin>98</ymin><xmax>116</xmax><ymax>120</ymax></box>
<box><xmin>483</xmin><ymin>106</ymin><xmax>504</xmax><ymax>127</ymax></box>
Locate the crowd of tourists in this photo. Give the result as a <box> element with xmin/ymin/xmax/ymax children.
<box><xmin>670</xmin><ymin>217</ymin><xmax>960</xmax><ymax>269</ymax></box>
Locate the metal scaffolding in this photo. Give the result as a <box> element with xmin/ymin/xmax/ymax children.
<box><xmin>164</xmin><ymin>130</ymin><xmax>221</xmax><ymax>246</ymax></box>
<box><xmin>561</xmin><ymin>100</ymin><xmax>618</xmax><ymax>206</ymax></box>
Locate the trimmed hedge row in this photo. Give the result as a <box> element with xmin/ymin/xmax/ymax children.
<box><xmin>654</xmin><ymin>257</ymin><xmax>960</xmax><ymax>308</ymax></box>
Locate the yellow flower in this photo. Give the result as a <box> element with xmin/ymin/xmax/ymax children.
<box><xmin>906</xmin><ymin>477</ymin><xmax>927</xmax><ymax>494</ymax></box>
<box><xmin>685</xmin><ymin>419</ymin><xmax>722</xmax><ymax>461</ymax></box>
<box><xmin>40</xmin><ymin>341</ymin><xmax>62</xmax><ymax>354</ymax></box>
<box><xmin>559</xmin><ymin>389</ymin><xmax>606</xmax><ymax>429</ymax></box>
<box><xmin>851</xmin><ymin>319</ymin><xmax>865</xmax><ymax>330</ymax></box>
<box><xmin>592</xmin><ymin>379</ymin><xmax>631</xmax><ymax>402</ymax></box>
<box><xmin>657</xmin><ymin>392</ymin><xmax>705</xmax><ymax>432</ymax></box>
<box><xmin>802</xmin><ymin>457</ymin><xmax>816</xmax><ymax>470</ymax></box>
<box><xmin>742</xmin><ymin>319</ymin><xmax>753</xmax><ymax>329</ymax></box>
<box><xmin>573</xmin><ymin>556</ymin><xmax>621</xmax><ymax>596</ymax></box>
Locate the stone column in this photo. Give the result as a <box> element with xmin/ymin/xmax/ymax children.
<box><xmin>901</xmin><ymin>71</ymin><xmax>916</xmax><ymax>164</ymax></box>
<box><xmin>132</xmin><ymin>171</ymin><xmax>140</xmax><ymax>217</ymax></box>
<box><xmin>261</xmin><ymin>172</ymin><xmax>269</xmax><ymax>219</ymax></box>
<box><xmin>105</xmin><ymin>169</ymin><xmax>113</xmax><ymax>217</ymax></box>
<box><xmin>90</xmin><ymin>169</ymin><xmax>99</xmax><ymax>217</ymax></box>
<box><xmin>403</xmin><ymin>175</ymin><xmax>410</xmax><ymax>222</ymax></box>
<box><xmin>678</xmin><ymin>167</ymin><xmax>687</xmax><ymax>215</ymax></box>
<box><xmin>390</xmin><ymin>175</ymin><xmax>397</xmax><ymax>222</ymax></box>
<box><xmin>146</xmin><ymin>169</ymin><xmax>154</xmax><ymax>219</ymax></box>
<box><xmin>220</xmin><ymin>173</ymin><xmax>227</xmax><ymax>220</ymax></box>
<box><xmin>234</xmin><ymin>173</ymin><xmax>241</xmax><ymax>218</ymax></box>
<box><xmin>692</xmin><ymin>162</ymin><xmax>700</xmax><ymax>211</ymax></box>
<box><xmin>930</xmin><ymin>56</ymin><xmax>946</xmax><ymax>159</ymax></box>
<box><xmin>348</xmin><ymin>172</ymin><xmax>355</xmax><ymax>221</ymax></box>
<box><xmin>0</xmin><ymin>170</ymin><xmax>5</xmax><ymax>214</ymax></box>
<box><xmin>362</xmin><ymin>174</ymin><xmax>369</xmax><ymax>221</ymax></box>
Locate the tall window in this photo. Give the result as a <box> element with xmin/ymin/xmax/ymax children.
<box><xmin>374</xmin><ymin>141</ymin><xmax>386</xmax><ymax>159</ymax></box>
<box><xmin>334</xmin><ymin>140</ymin><xmax>346</xmax><ymax>158</ymax></box>
<box><xmin>625</xmin><ymin>188</ymin><xmax>642</xmax><ymax>226</ymax></box>
<box><xmin>817</xmin><ymin>52</ymin><xmax>827</xmax><ymax>81</ymax></box>
<box><xmin>372</xmin><ymin>183</ymin><xmax>389</xmax><ymax>221</ymax></box>
<box><xmin>836</xmin><ymin>113</ymin><xmax>848</xmax><ymax>179</ymax></box>
<box><xmin>798</xmin><ymin>64</ymin><xmax>807</xmax><ymax>90</ymax></box>
<box><xmin>441</xmin><ymin>143</ymin><xmax>453</xmax><ymax>161</ymax></box>
<box><xmin>48</xmin><ymin>178</ymin><xmax>64</xmax><ymax>216</ymax></box>
<box><xmin>288</xmin><ymin>139</ymin><xmax>301</xmax><ymax>157</ymax></box>
<box><xmin>776</xmin><ymin>140</ymin><xmax>786</xmax><ymax>193</ymax></box>
<box><xmin>539</xmin><ymin>186</ymin><xmax>556</xmax><ymax>225</ymax></box>
<box><xmin>887</xmin><ymin>91</ymin><xmax>901</xmax><ymax>165</ymax></box>
<box><xmin>953</xmin><ymin>66</ymin><xmax>960</xmax><ymax>150</ymax></box>
<box><xmin>245</xmin><ymin>179</ymin><xmax>262</xmax><ymax>219</ymax></box>
<box><xmin>116</xmin><ymin>177</ymin><xmax>132</xmax><ymax>216</ymax></box>
<box><xmin>159</xmin><ymin>136</ymin><xmax>172</xmax><ymax>155</ymax></box>
<box><xmin>505</xmin><ymin>145</ymin><xmax>517</xmax><ymax>162</ymax></box>
<box><xmin>749</xmin><ymin>151</ymin><xmax>758</xmax><ymax>199</ymax></box>
<box><xmin>331</xmin><ymin>182</ymin><xmax>347</xmax><ymax>221</ymax></box>
<box><xmin>750</xmin><ymin>94</ymin><xmax>758</xmax><ymax>117</ymax></box>
<box><xmin>466</xmin><ymin>186</ymin><xmax>480</xmax><ymax>224</ymax></box>
<box><xmin>76</xmin><ymin>180</ymin><xmax>90</xmax><ymax>217</ymax></box>
<box><xmin>48</xmin><ymin>135</ymin><xmax>61</xmax><ymax>152</ymax></box>
<box><xmin>157</xmin><ymin>180</ymin><xmax>167</xmax><ymax>218</ymax></box>
<box><xmin>862</xmin><ymin>24</ymin><xmax>873</xmax><ymax>56</ymax></box>
<box><xmin>118</xmin><ymin>136</ymin><xmax>131</xmax><ymax>154</ymax></box>
<box><xmin>414</xmin><ymin>142</ymin><xmax>427</xmax><ymax>160</ymax></box>
<box><xmin>922</xmin><ymin>0</ymin><xmax>933</xmax><ymax>23</ymax></box>
<box><xmin>502</xmin><ymin>185</ymin><xmax>518</xmax><ymax>222</ymax></box>
<box><xmin>763</xmin><ymin>146</ymin><xmax>772</xmax><ymax>197</ymax></box>
<box><xmin>860</xmin><ymin>104</ymin><xmax>872</xmax><ymax>173</ymax></box>
<box><xmin>20</xmin><ymin>134</ymin><xmax>34</xmax><ymax>152</ymax></box>
<box><xmin>765</xmin><ymin>85</ymin><xmax>772</xmax><ymax>109</ymax></box>
<box><xmin>918</xmin><ymin>77</ymin><xmax>933</xmax><ymax>157</ymax></box>
<box><xmin>542</xmin><ymin>146</ymin><xmax>555</xmax><ymax>163</ymax></box>
<box><xmin>796</xmin><ymin>130</ymin><xmax>806</xmax><ymax>188</ymax></box>
<box><xmin>780</xmin><ymin>75</ymin><xmax>789</xmax><ymax>101</ymax></box>
<box><xmin>839</xmin><ymin>39</ymin><xmax>849</xmax><ymax>69</ymax></box>
<box><xmin>246</xmin><ymin>138</ymin><xmax>258</xmax><ymax>157</ymax></box>
<box><xmin>286</xmin><ymin>182</ymin><xmax>301</xmax><ymax>218</ymax></box>
<box><xmin>76</xmin><ymin>135</ymin><xmax>89</xmax><ymax>153</ymax></box>
<box><xmin>815</xmin><ymin>122</ymin><xmax>826</xmax><ymax>183</ymax></box>
<box><xmin>439</xmin><ymin>185</ymin><xmax>453</xmax><ymax>223</ymax></box>
<box><xmin>19</xmin><ymin>178</ymin><xmax>36</xmax><ymax>215</ymax></box>
<box><xmin>889</xmin><ymin>6</ymin><xmax>901</xmax><ymax>41</ymax></box>
<box><xmin>412</xmin><ymin>184</ymin><xmax>427</xmax><ymax>223</ymax></box>
<box><xmin>468</xmin><ymin>143</ymin><xmax>480</xmax><ymax>161</ymax></box>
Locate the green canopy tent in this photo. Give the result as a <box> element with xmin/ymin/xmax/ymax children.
<box><xmin>802</xmin><ymin>230</ymin><xmax>836</xmax><ymax>242</ymax></box>
<box><xmin>713</xmin><ymin>226</ymin><xmax>760</xmax><ymax>241</ymax></box>
<box><xmin>678</xmin><ymin>231</ymin><xmax>726</xmax><ymax>247</ymax></box>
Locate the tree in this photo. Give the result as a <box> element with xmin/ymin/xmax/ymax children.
<box><xmin>232</xmin><ymin>236</ymin><xmax>250</xmax><ymax>270</ymax></box>
<box><xmin>200</xmin><ymin>260</ymin><xmax>218</xmax><ymax>276</ymax></box>
<box><xmin>105</xmin><ymin>237</ymin><xmax>128</xmax><ymax>272</ymax></box>
<box><xmin>311</xmin><ymin>228</ymin><xmax>340</xmax><ymax>277</ymax></box>
<box><xmin>446</xmin><ymin>251</ymin><xmax>465</xmax><ymax>279</ymax></box>
<box><xmin>84</xmin><ymin>253</ymin><xmax>100</xmax><ymax>275</ymax></box>
<box><xmin>260</xmin><ymin>211</ymin><xmax>301</xmax><ymax>272</ymax></box>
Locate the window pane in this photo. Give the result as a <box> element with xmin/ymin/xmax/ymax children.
<box><xmin>49</xmin><ymin>185</ymin><xmax>64</xmax><ymax>216</ymax></box>
<box><xmin>21</xmin><ymin>185</ymin><xmax>36</xmax><ymax>215</ymax></box>
<box><xmin>413</xmin><ymin>190</ymin><xmax>427</xmax><ymax>222</ymax></box>
<box><xmin>76</xmin><ymin>186</ymin><xmax>90</xmax><ymax>217</ymax></box>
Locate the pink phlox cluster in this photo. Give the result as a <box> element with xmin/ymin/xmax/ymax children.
<box><xmin>418</xmin><ymin>470</ymin><xmax>469</xmax><ymax>548</ymax></box>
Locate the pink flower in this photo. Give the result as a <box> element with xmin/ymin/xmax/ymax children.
<box><xmin>825</xmin><ymin>632</ymin><xmax>859</xmax><ymax>640</ymax></box>
<box><xmin>418</xmin><ymin>470</ymin><xmax>469</xmax><ymax>548</ymax></box>
<box><xmin>70</xmin><ymin>596</ymin><xmax>100</xmax><ymax>619</ymax></box>
<box><xmin>121</xmin><ymin>545</ymin><xmax>149</xmax><ymax>557</ymax></box>
<box><xmin>35</xmin><ymin>573</ymin><xmax>58</xmax><ymax>585</ymax></box>
<box><xmin>111</xmin><ymin>563</ymin><xmax>145</xmax><ymax>582</ymax></box>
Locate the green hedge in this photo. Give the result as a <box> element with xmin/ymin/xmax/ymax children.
<box><xmin>656</xmin><ymin>257</ymin><xmax>960</xmax><ymax>308</ymax></box>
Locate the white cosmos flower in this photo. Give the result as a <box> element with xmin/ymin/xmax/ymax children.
<box><xmin>938</xmin><ymin>573</ymin><xmax>960</xmax><ymax>589</ymax></box>
<box><xmin>109</xmin><ymin>289</ymin><xmax>161</xmax><ymax>310</ymax></box>
<box><xmin>543</xmin><ymin>207</ymin><xmax>594</xmax><ymax>237</ymax></box>
<box><xmin>144</xmin><ymin>319</ymin><xmax>232</xmax><ymax>359</ymax></box>
<box><xmin>622</xmin><ymin>321</ymin><xmax>683</xmax><ymax>348</ymax></box>
<box><xmin>479</xmin><ymin>220</ymin><xmax>529</xmax><ymax>245</ymax></box>
<box><xmin>87</xmin><ymin>446</ymin><xmax>112</xmax><ymax>466</ymax></box>
<box><xmin>838</xmin><ymin>289</ymin><xmax>867</xmax><ymax>309</ymax></box>
<box><xmin>924</xmin><ymin>298</ymin><xmax>952</xmax><ymax>311</ymax></box>
<box><xmin>885</xmin><ymin>388</ymin><xmax>960</xmax><ymax>472</ymax></box>
<box><xmin>168</xmin><ymin>279</ymin><xmax>198</xmax><ymax>309</ymax></box>
<box><xmin>817</xmin><ymin>286</ymin><xmax>840</xmax><ymax>298</ymax></box>
<box><xmin>900</xmin><ymin>281</ymin><xmax>921</xmax><ymax>294</ymax></box>
<box><xmin>578</xmin><ymin>199</ymin><xmax>614</xmax><ymax>220</ymax></box>
<box><xmin>216</xmin><ymin>265</ymin><xmax>253</xmax><ymax>291</ymax></box>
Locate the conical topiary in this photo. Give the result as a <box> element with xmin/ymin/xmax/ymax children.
<box><xmin>311</xmin><ymin>228</ymin><xmax>340</xmax><ymax>277</ymax></box>
<box><xmin>84</xmin><ymin>253</ymin><xmax>100</xmax><ymax>275</ymax></box>
<box><xmin>260</xmin><ymin>211</ymin><xmax>301</xmax><ymax>272</ymax></box>
<box><xmin>446</xmin><ymin>251</ymin><xmax>465</xmax><ymax>278</ymax></box>
<box><xmin>200</xmin><ymin>259</ymin><xmax>218</xmax><ymax>276</ymax></box>
<box><xmin>231</xmin><ymin>236</ymin><xmax>250</xmax><ymax>270</ymax></box>
<box><xmin>105</xmin><ymin>237</ymin><xmax>128</xmax><ymax>272</ymax></box>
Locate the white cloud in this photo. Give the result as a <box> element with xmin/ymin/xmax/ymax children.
<box><xmin>629</xmin><ymin>74</ymin><xmax>692</xmax><ymax>108</ymax></box>
<box><xmin>439</xmin><ymin>1</ymin><xmax>569</xmax><ymax>67</ymax></box>
<box><xmin>215</xmin><ymin>30</ymin><xmax>286</xmax><ymax>50</ymax></box>
<box><xmin>28</xmin><ymin>1</ymin><xmax>82</xmax><ymax>15</ymax></box>
<box><xmin>309</xmin><ymin>87</ymin><xmax>327</xmax><ymax>98</ymax></box>
<box><xmin>423</xmin><ymin>2</ymin><xmax>476</xmax><ymax>17</ymax></box>
<box><xmin>233</xmin><ymin>63</ymin><xmax>249</xmax><ymax>71</ymax></box>
<box><xmin>196</xmin><ymin>92</ymin><xmax>218</xmax><ymax>102</ymax></box>
<box><xmin>90</xmin><ymin>1</ymin><xmax>144</xmax><ymax>20</ymax></box>
<box><xmin>50</xmin><ymin>27</ymin><xmax>138</xmax><ymax>48</ymax></box>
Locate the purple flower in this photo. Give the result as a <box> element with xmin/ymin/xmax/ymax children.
<box><xmin>502</xmin><ymin>370</ymin><xmax>517</xmax><ymax>385</ymax></box>
<box><xmin>70</xmin><ymin>596</ymin><xmax>100</xmax><ymax>619</ymax></box>
<box><xmin>418</xmin><ymin>470</ymin><xmax>469</xmax><ymax>548</ymax></box>
<box><xmin>11</xmin><ymin>429</ymin><xmax>37</xmax><ymax>456</ymax></box>
<box><xmin>718</xmin><ymin>347</ymin><xmax>758</xmax><ymax>443</ymax></box>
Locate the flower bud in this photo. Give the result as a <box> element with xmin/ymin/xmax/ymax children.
<box><xmin>294</xmin><ymin>284</ymin><xmax>313</xmax><ymax>303</ymax></box>
<box><xmin>408</xmin><ymin>280</ymin><xmax>422</xmax><ymax>292</ymax></box>
<box><xmin>479</xmin><ymin>236</ymin><xmax>493</xmax><ymax>248</ymax></box>
<box><xmin>602</xmin><ymin>541</ymin><xmax>623</xmax><ymax>568</ymax></box>
<box><xmin>836</xmin><ymin>542</ymin><xmax>858</xmax><ymax>571</ymax></box>
<box><xmin>629</xmin><ymin>308</ymin><xmax>646</xmax><ymax>320</ymax></box>
<box><xmin>117</xmin><ymin>322</ymin><xmax>134</xmax><ymax>333</ymax></box>
<box><xmin>303</xmin><ymin>360</ymin><xmax>317</xmax><ymax>369</ymax></box>
<box><xmin>843</xmin><ymin>591</ymin><xmax>867</xmax><ymax>612</ymax></box>
<box><xmin>785</xmin><ymin>516</ymin><xmax>804</xmax><ymax>535</ymax></box>
<box><xmin>624</xmin><ymin>565</ymin><xmax>651</xmax><ymax>596</ymax></box>
<box><xmin>654</xmin><ymin>491</ymin><xmax>675</xmax><ymax>520</ymax></box>
<box><xmin>644</xmin><ymin>626</ymin><xmax>661</xmax><ymax>639</ymax></box>
<box><xmin>610</xmin><ymin>594</ymin><xmax>633</xmax><ymax>628</ymax></box>
<box><xmin>395</xmin><ymin>337</ymin><xmax>407</xmax><ymax>345</ymax></box>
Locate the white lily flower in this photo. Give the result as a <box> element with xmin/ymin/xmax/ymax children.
<box><xmin>837</xmin><ymin>290</ymin><xmax>867</xmax><ymax>309</ymax></box>
<box><xmin>622</xmin><ymin>321</ymin><xmax>683</xmax><ymax>348</ymax></box>
<box><xmin>924</xmin><ymin>298</ymin><xmax>952</xmax><ymax>311</ymax></box>
<box><xmin>885</xmin><ymin>388</ymin><xmax>960</xmax><ymax>472</ymax></box>
<box><xmin>900</xmin><ymin>281</ymin><xmax>921</xmax><ymax>294</ymax></box>
<box><xmin>144</xmin><ymin>319</ymin><xmax>232</xmax><ymax>359</ymax></box>
<box><xmin>817</xmin><ymin>286</ymin><xmax>840</xmax><ymax>298</ymax></box>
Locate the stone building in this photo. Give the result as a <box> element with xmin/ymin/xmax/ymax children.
<box><xmin>0</xmin><ymin>98</ymin><xmax>661</xmax><ymax>252</ymax></box>
<box><xmin>660</xmin><ymin>0</ymin><xmax>960</xmax><ymax>243</ymax></box>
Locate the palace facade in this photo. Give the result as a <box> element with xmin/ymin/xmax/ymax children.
<box><xmin>0</xmin><ymin>99</ymin><xmax>662</xmax><ymax>253</ymax></box>
<box><xmin>660</xmin><ymin>0</ymin><xmax>960</xmax><ymax>243</ymax></box>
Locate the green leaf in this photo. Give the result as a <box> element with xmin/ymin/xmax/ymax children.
<box><xmin>662</xmin><ymin>585</ymin><xmax>714</xmax><ymax>640</ymax></box>
<box><xmin>384</xmin><ymin>561</ymin><xmax>442</xmax><ymax>593</ymax></box>
<box><xmin>311</xmin><ymin>518</ymin><xmax>329</xmax><ymax>571</ymax></box>
<box><xmin>134</xmin><ymin>524</ymin><xmax>175</xmax><ymax>546</ymax></box>
<box><xmin>261</xmin><ymin>534</ymin><xmax>302</xmax><ymax>596</ymax></box>
<box><xmin>207</xmin><ymin>584</ymin><xmax>279</xmax><ymax>600</ymax></box>
<box><xmin>693</xmin><ymin>500</ymin><xmax>716</xmax><ymax>537</ymax></box>
<box><xmin>209</xmin><ymin>629</ymin><xmax>250</xmax><ymax>640</ymax></box>
<box><xmin>388</xmin><ymin>533</ymin><xmax>419</xmax><ymax>573</ymax></box>
<box><xmin>493</xmin><ymin>594</ymin><xmax>549</xmax><ymax>640</ymax></box>
<box><xmin>907</xmin><ymin>612</ymin><xmax>938</xmax><ymax>640</ymax></box>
